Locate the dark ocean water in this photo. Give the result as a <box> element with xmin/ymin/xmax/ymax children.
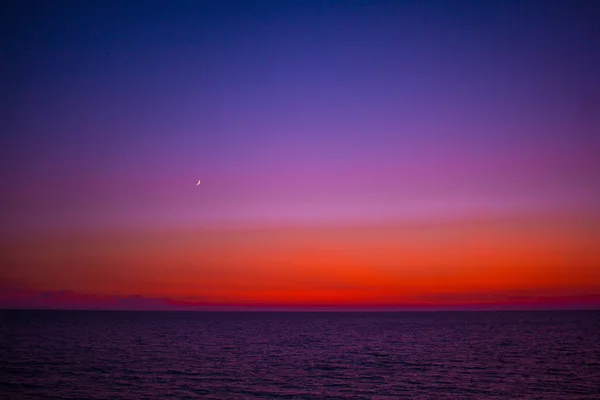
<box><xmin>1</xmin><ymin>310</ymin><xmax>599</xmax><ymax>399</ymax></box>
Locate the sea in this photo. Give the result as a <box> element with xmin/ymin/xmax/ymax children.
<box><xmin>1</xmin><ymin>310</ymin><xmax>599</xmax><ymax>399</ymax></box>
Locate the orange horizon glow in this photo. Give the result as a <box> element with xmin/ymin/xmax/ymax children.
<box><xmin>3</xmin><ymin>214</ymin><xmax>599</xmax><ymax>309</ymax></box>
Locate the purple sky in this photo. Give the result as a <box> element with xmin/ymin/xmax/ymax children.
<box><xmin>3</xmin><ymin>0</ymin><xmax>599</xmax><ymax>236</ymax></box>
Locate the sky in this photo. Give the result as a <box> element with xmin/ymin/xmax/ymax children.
<box><xmin>2</xmin><ymin>0</ymin><xmax>600</xmax><ymax>310</ymax></box>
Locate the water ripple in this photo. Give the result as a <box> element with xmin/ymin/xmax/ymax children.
<box><xmin>1</xmin><ymin>310</ymin><xmax>599</xmax><ymax>399</ymax></box>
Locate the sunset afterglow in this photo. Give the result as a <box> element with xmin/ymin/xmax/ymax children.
<box><xmin>2</xmin><ymin>0</ymin><xmax>599</xmax><ymax>310</ymax></box>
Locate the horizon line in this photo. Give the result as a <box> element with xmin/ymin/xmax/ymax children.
<box><xmin>3</xmin><ymin>307</ymin><xmax>599</xmax><ymax>312</ymax></box>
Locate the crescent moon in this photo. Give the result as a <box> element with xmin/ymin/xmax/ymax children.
<box><xmin>196</xmin><ymin>180</ymin><xmax>201</xmax><ymax>185</ymax></box>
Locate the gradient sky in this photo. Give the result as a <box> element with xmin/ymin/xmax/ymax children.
<box><xmin>2</xmin><ymin>0</ymin><xmax>600</xmax><ymax>310</ymax></box>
